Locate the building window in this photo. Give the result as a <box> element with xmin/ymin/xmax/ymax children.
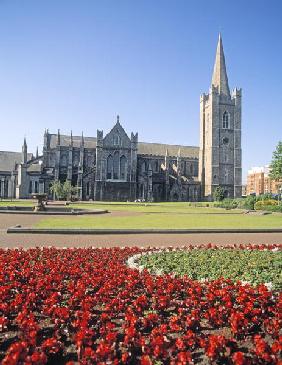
<box><xmin>154</xmin><ymin>161</ymin><xmax>158</xmax><ymax>172</ymax></box>
<box><xmin>34</xmin><ymin>181</ymin><xmax>38</xmax><ymax>193</ymax></box>
<box><xmin>113</xmin><ymin>151</ymin><xmax>119</xmax><ymax>179</ymax></box>
<box><xmin>141</xmin><ymin>161</ymin><xmax>146</xmax><ymax>173</ymax></box>
<box><xmin>29</xmin><ymin>181</ymin><xmax>33</xmax><ymax>194</ymax></box>
<box><xmin>74</xmin><ymin>155</ymin><xmax>79</xmax><ymax>166</ymax></box>
<box><xmin>61</xmin><ymin>155</ymin><xmax>67</xmax><ymax>166</ymax></box>
<box><xmin>222</xmin><ymin>111</ymin><xmax>229</xmax><ymax>129</ymax></box>
<box><xmin>87</xmin><ymin>155</ymin><xmax>92</xmax><ymax>166</ymax></box>
<box><xmin>86</xmin><ymin>182</ymin><xmax>90</xmax><ymax>196</ymax></box>
<box><xmin>113</xmin><ymin>134</ymin><xmax>120</xmax><ymax>146</ymax></box>
<box><xmin>120</xmin><ymin>155</ymin><xmax>127</xmax><ymax>180</ymax></box>
<box><xmin>107</xmin><ymin>155</ymin><xmax>113</xmax><ymax>179</ymax></box>
<box><xmin>222</xmin><ymin>137</ymin><xmax>229</xmax><ymax>145</ymax></box>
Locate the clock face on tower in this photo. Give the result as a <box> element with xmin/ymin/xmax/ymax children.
<box><xmin>222</xmin><ymin>137</ymin><xmax>229</xmax><ymax>145</ymax></box>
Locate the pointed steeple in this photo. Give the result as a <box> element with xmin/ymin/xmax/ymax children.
<box><xmin>164</xmin><ymin>149</ymin><xmax>169</xmax><ymax>169</ymax></box>
<box><xmin>57</xmin><ymin>129</ymin><xmax>61</xmax><ymax>146</ymax></box>
<box><xmin>22</xmin><ymin>137</ymin><xmax>27</xmax><ymax>164</ymax></box>
<box><xmin>211</xmin><ymin>34</ymin><xmax>230</xmax><ymax>97</ymax></box>
<box><xmin>70</xmin><ymin>130</ymin><xmax>73</xmax><ymax>147</ymax></box>
<box><xmin>177</xmin><ymin>148</ymin><xmax>181</xmax><ymax>167</ymax></box>
<box><xmin>81</xmin><ymin>131</ymin><xmax>84</xmax><ymax>147</ymax></box>
<box><xmin>36</xmin><ymin>146</ymin><xmax>39</xmax><ymax>159</ymax></box>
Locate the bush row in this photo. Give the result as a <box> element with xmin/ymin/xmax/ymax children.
<box><xmin>214</xmin><ymin>194</ymin><xmax>282</xmax><ymax>211</ymax></box>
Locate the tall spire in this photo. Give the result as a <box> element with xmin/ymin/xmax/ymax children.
<box><xmin>211</xmin><ymin>34</ymin><xmax>230</xmax><ymax>97</ymax></box>
<box><xmin>57</xmin><ymin>129</ymin><xmax>60</xmax><ymax>146</ymax></box>
<box><xmin>22</xmin><ymin>137</ymin><xmax>27</xmax><ymax>164</ymax></box>
<box><xmin>81</xmin><ymin>131</ymin><xmax>84</xmax><ymax>145</ymax></box>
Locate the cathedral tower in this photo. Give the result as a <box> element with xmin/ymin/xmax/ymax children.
<box><xmin>199</xmin><ymin>35</ymin><xmax>242</xmax><ymax>199</ymax></box>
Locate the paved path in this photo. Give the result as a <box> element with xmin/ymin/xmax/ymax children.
<box><xmin>0</xmin><ymin>213</ymin><xmax>282</xmax><ymax>248</ymax></box>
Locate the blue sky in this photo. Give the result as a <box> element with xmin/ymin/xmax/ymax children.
<box><xmin>0</xmin><ymin>0</ymin><xmax>281</xmax><ymax>182</ymax></box>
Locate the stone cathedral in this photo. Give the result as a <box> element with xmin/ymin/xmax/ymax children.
<box><xmin>0</xmin><ymin>35</ymin><xmax>242</xmax><ymax>201</ymax></box>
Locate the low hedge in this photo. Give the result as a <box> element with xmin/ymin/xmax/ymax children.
<box><xmin>256</xmin><ymin>204</ymin><xmax>282</xmax><ymax>213</ymax></box>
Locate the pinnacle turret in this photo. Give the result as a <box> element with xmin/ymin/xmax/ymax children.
<box><xmin>22</xmin><ymin>137</ymin><xmax>28</xmax><ymax>164</ymax></box>
<box><xmin>211</xmin><ymin>34</ymin><xmax>230</xmax><ymax>97</ymax></box>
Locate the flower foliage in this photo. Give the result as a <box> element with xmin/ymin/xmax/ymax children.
<box><xmin>138</xmin><ymin>246</ymin><xmax>282</xmax><ymax>290</ymax></box>
<box><xmin>0</xmin><ymin>245</ymin><xmax>281</xmax><ymax>364</ymax></box>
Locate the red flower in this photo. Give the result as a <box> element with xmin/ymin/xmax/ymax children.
<box><xmin>232</xmin><ymin>351</ymin><xmax>246</xmax><ymax>365</ymax></box>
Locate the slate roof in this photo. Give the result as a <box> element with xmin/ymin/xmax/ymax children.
<box><xmin>138</xmin><ymin>142</ymin><xmax>199</xmax><ymax>159</ymax></box>
<box><xmin>27</xmin><ymin>163</ymin><xmax>42</xmax><ymax>173</ymax></box>
<box><xmin>0</xmin><ymin>151</ymin><xmax>33</xmax><ymax>172</ymax></box>
<box><xmin>49</xmin><ymin>134</ymin><xmax>97</xmax><ymax>149</ymax></box>
<box><xmin>49</xmin><ymin>134</ymin><xmax>199</xmax><ymax>159</ymax></box>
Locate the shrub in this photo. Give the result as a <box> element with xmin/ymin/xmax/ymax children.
<box><xmin>256</xmin><ymin>193</ymin><xmax>277</xmax><ymax>201</ymax></box>
<box><xmin>255</xmin><ymin>199</ymin><xmax>278</xmax><ymax>210</ymax></box>
<box><xmin>213</xmin><ymin>186</ymin><xmax>225</xmax><ymax>201</ymax></box>
<box><xmin>255</xmin><ymin>202</ymin><xmax>282</xmax><ymax>212</ymax></box>
<box><xmin>242</xmin><ymin>195</ymin><xmax>257</xmax><ymax>210</ymax></box>
<box><xmin>214</xmin><ymin>199</ymin><xmax>238</xmax><ymax>209</ymax></box>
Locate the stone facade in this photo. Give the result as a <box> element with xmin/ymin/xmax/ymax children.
<box><xmin>0</xmin><ymin>35</ymin><xmax>242</xmax><ymax>202</ymax></box>
<box><xmin>32</xmin><ymin>117</ymin><xmax>200</xmax><ymax>202</ymax></box>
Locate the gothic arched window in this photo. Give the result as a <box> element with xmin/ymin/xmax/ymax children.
<box><xmin>120</xmin><ymin>155</ymin><xmax>127</xmax><ymax>180</ymax></box>
<box><xmin>154</xmin><ymin>161</ymin><xmax>158</xmax><ymax>172</ymax></box>
<box><xmin>74</xmin><ymin>155</ymin><xmax>79</xmax><ymax>167</ymax></box>
<box><xmin>141</xmin><ymin>161</ymin><xmax>146</xmax><ymax>173</ymax></box>
<box><xmin>222</xmin><ymin>111</ymin><xmax>229</xmax><ymax>129</ymax></box>
<box><xmin>113</xmin><ymin>151</ymin><xmax>119</xmax><ymax>179</ymax></box>
<box><xmin>113</xmin><ymin>134</ymin><xmax>120</xmax><ymax>146</ymax></box>
<box><xmin>190</xmin><ymin>163</ymin><xmax>193</xmax><ymax>175</ymax></box>
<box><xmin>107</xmin><ymin>155</ymin><xmax>113</xmax><ymax>179</ymax></box>
<box><xmin>61</xmin><ymin>155</ymin><xmax>67</xmax><ymax>166</ymax></box>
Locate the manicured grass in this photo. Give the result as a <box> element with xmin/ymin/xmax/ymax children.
<box><xmin>1</xmin><ymin>200</ymin><xmax>281</xmax><ymax>229</ymax></box>
<box><xmin>138</xmin><ymin>248</ymin><xmax>282</xmax><ymax>290</ymax></box>
<box><xmin>0</xmin><ymin>200</ymin><xmax>34</xmax><ymax>206</ymax></box>
<box><xmin>36</xmin><ymin>210</ymin><xmax>282</xmax><ymax>229</ymax></box>
<box><xmin>70</xmin><ymin>202</ymin><xmax>237</xmax><ymax>214</ymax></box>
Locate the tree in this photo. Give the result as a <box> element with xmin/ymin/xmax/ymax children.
<box><xmin>213</xmin><ymin>186</ymin><xmax>225</xmax><ymax>201</ymax></box>
<box><xmin>269</xmin><ymin>141</ymin><xmax>282</xmax><ymax>181</ymax></box>
<box><xmin>50</xmin><ymin>180</ymin><xmax>77</xmax><ymax>200</ymax></box>
<box><xmin>269</xmin><ymin>141</ymin><xmax>282</xmax><ymax>204</ymax></box>
<box><xmin>62</xmin><ymin>180</ymin><xmax>78</xmax><ymax>201</ymax></box>
<box><xmin>50</xmin><ymin>180</ymin><xmax>64</xmax><ymax>200</ymax></box>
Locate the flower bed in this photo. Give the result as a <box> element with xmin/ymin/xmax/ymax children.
<box><xmin>136</xmin><ymin>246</ymin><xmax>282</xmax><ymax>290</ymax></box>
<box><xmin>0</xmin><ymin>245</ymin><xmax>281</xmax><ymax>364</ymax></box>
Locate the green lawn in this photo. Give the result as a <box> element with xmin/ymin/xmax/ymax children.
<box><xmin>70</xmin><ymin>202</ymin><xmax>233</xmax><ymax>214</ymax></box>
<box><xmin>0</xmin><ymin>200</ymin><xmax>34</xmax><ymax>206</ymax></box>
<box><xmin>1</xmin><ymin>200</ymin><xmax>281</xmax><ymax>229</ymax></box>
<box><xmin>36</xmin><ymin>210</ymin><xmax>282</xmax><ymax>229</ymax></box>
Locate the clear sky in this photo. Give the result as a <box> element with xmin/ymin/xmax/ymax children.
<box><xmin>0</xmin><ymin>0</ymin><xmax>281</xmax><ymax>182</ymax></box>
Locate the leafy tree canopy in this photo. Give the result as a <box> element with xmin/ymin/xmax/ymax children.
<box><xmin>50</xmin><ymin>180</ymin><xmax>77</xmax><ymax>200</ymax></box>
<box><xmin>269</xmin><ymin>141</ymin><xmax>282</xmax><ymax>182</ymax></box>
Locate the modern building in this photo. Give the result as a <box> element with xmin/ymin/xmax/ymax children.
<box><xmin>0</xmin><ymin>35</ymin><xmax>242</xmax><ymax>202</ymax></box>
<box><xmin>247</xmin><ymin>165</ymin><xmax>279</xmax><ymax>195</ymax></box>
